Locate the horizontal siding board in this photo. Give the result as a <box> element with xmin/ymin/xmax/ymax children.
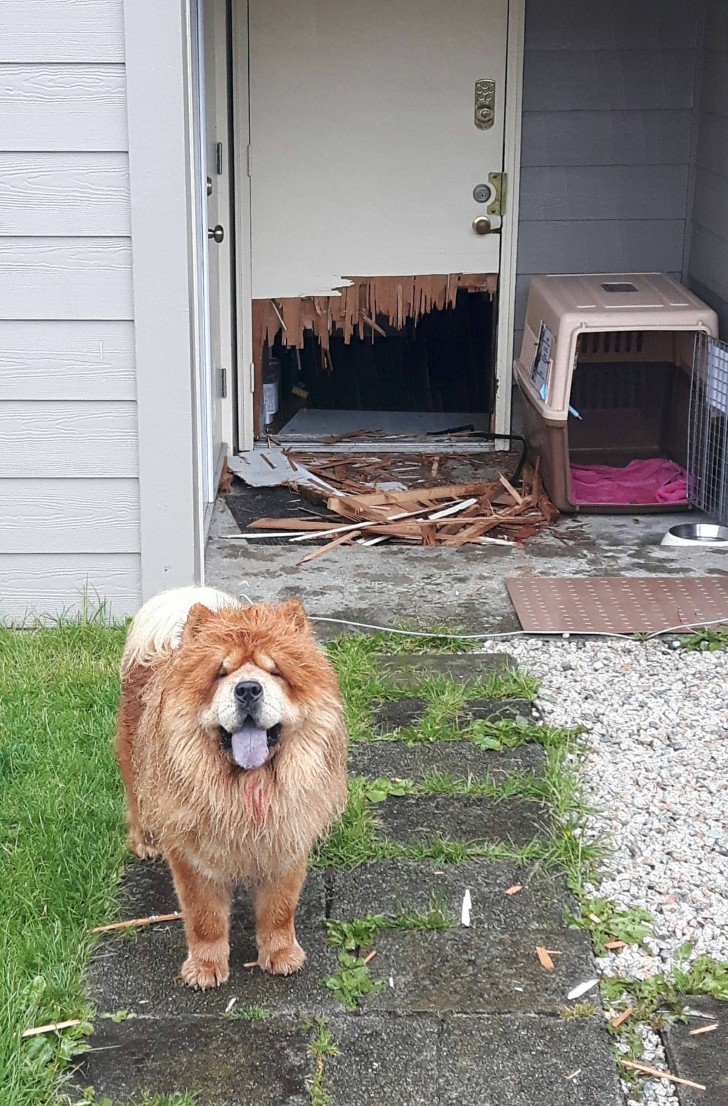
<box><xmin>699</xmin><ymin>47</ymin><xmax>728</xmax><ymax>120</ymax></box>
<box><xmin>695</xmin><ymin>111</ymin><xmax>728</xmax><ymax>180</ymax></box>
<box><xmin>705</xmin><ymin>0</ymin><xmax>728</xmax><ymax>44</ymax></box>
<box><xmin>686</xmin><ymin>277</ymin><xmax>728</xmax><ymax>339</ymax></box>
<box><xmin>687</xmin><ymin>225</ymin><xmax>728</xmax><ymax>305</ymax></box>
<box><xmin>517</xmin><ymin>220</ymin><xmax>686</xmax><ymax>276</ymax></box>
<box><xmin>524</xmin><ymin>0</ymin><xmax>698</xmax><ymax>52</ymax></box>
<box><xmin>523</xmin><ymin>50</ymin><xmax>696</xmax><ymax>112</ymax></box>
<box><xmin>0</xmin><ymin>1</ymin><xmax>124</xmax><ymax>63</ymax></box>
<box><xmin>0</xmin><ymin>153</ymin><xmax>130</xmax><ymax>235</ymax></box>
<box><xmin>0</xmin><ymin>553</ymin><xmax>140</xmax><ymax>622</ymax></box>
<box><xmin>0</xmin><ymin>400</ymin><xmax>138</xmax><ymax>477</ymax></box>
<box><xmin>0</xmin><ymin>321</ymin><xmax>135</xmax><ymax>400</ymax></box>
<box><xmin>691</xmin><ymin>168</ymin><xmax>728</xmax><ymax>245</ymax></box>
<box><xmin>0</xmin><ymin>238</ymin><xmax>132</xmax><ymax>320</ymax></box>
<box><xmin>519</xmin><ymin>165</ymin><xmax>689</xmax><ymax>222</ymax></box>
<box><xmin>520</xmin><ymin>110</ymin><xmax>693</xmax><ymax>168</ymax></box>
<box><xmin>0</xmin><ymin>478</ymin><xmax>139</xmax><ymax>553</ymax></box>
<box><xmin>0</xmin><ymin>64</ymin><xmax>127</xmax><ymax>151</ymax></box>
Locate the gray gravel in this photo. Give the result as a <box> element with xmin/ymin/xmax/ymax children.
<box><xmin>480</xmin><ymin>637</ymin><xmax>728</xmax><ymax>1104</ymax></box>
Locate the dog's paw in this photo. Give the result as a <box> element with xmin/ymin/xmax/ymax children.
<box><xmin>128</xmin><ymin>828</ymin><xmax>162</xmax><ymax>861</ymax></box>
<box><xmin>179</xmin><ymin>954</ymin><xmax>230</xmax><ymax>990</ymax></box>
<box><xmin>259</xmin><ymin>940</ymin><xmax>306</xmax><ymax>976</ymax></box>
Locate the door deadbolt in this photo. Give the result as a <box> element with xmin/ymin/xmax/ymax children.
<box><xmin>472</xmin><ymin>216</ymin><xmax>492</xmax><ymax>235</ymax></box>
<box><xmin>473</xmin><ymin>183</ymin><xmax>492</xmax><ymax>204</ymax></box>
<box><xmin>208</xmin><ymin>225</ymin><xmax>224</xmax><ymax>243</ymax></box>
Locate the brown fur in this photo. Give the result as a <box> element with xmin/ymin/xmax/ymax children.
<box><xmin>115</xmin><ymin>596</ymin><xmax>348</xmax><ymax>988</ymax></box>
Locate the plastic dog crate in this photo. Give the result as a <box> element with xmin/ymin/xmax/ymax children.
<box><xmin>514</xmin><ymin>274</ymin><xmax>719</xmax><ymax>512</ymax></box>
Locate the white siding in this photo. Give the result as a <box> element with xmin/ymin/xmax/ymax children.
<box><xmin>0</xmin><ymin>0</ymin><xmax>140</xmax><ymax>622</ymax></box>
<box><xmin>685</xmin><ymin>1</ymin><xmax>728</xmax><ymax>334</ymax></box>
<box><xmin>515</xmin><ymin>0</ymin><xmax>701</xmax><ymax>352</ymax></box>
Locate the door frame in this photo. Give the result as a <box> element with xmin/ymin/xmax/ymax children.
<box><xmin>231</xmin><ymin>0</ymin><xmax>525</xmax><ymax>445</ymax></box>
<box><xmin>124</xmin><ymin>0</ymin><xmax>206</xmax><ymax>597</ymax></box>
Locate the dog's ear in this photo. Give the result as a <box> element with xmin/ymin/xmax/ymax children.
<box><xmin>279</xmin><ymin>597</ymin><xmax>308</xmax><ymax>632</ymax></box>
<box><xmin>180</xmin><ymin>603</ymin><xmax>215</xmax><ymax>645</ymax></box>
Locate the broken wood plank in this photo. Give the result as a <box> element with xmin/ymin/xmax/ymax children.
<box><xmin>296</xmin><ymin>530</ymin><xmax>361</xmax><ymax>564</ymax></box>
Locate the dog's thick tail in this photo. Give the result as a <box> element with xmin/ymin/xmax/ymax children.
<box><xmin>121</xmin><ymin>585</ymin><xmax>242</xmax><ymax>675</ymax></box>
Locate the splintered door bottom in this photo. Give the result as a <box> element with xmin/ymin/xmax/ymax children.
<box><xmin>506</xmin><ymin>576</ymin><xmax>728</xmax><ymax>634</ymax></box>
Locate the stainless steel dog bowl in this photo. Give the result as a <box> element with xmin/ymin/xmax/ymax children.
<box><xmin>661</xmin><ymin>522</ymin><xmax>728</xmax><ymax>547</ymax></box>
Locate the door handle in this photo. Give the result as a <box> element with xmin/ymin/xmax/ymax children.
<box><xmin>472</xmin><ymin>216</ymin><xmax>501</xmax><ymax>236</ymax></box>
<box><xmin>208</xmin><ymin>225</ymin><xmax>224</xmax><ymax>243</ymax></box>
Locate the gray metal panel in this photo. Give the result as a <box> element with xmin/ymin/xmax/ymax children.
<box><xmin>0</xmin><ymin>64</ymin><xmax>127</xmax><ymax>151</ymax></box>
<box><xmin>0</xmin><ymin>239</ymin><xmax>132</xmax><ymax>319</ymax></box>
<box><xmin>524</xmin><ymin>0</ymin><xmax>698</xmax><ymax>51</ymax></box>
<box><xmin>695</xmin><ymin>110</ymin><xmax>728</xmax><ymax>178</ymax></box>
<box><xmin>523</xmin><ymin>50</ymin><xmax>696</xmax><ymax>112</ymax></box>
<box><xmin>0</xmin><ymin>153</ymin><xmax>130</xmax><ymax>236</ymax></box>
<box><xmin>700</xmin><ymin>47</ymin><xmax>728</xmax><ymax>120</ymax></box>
<box><xmin>519</xmin><ymin>165</ymin><xmax>689</xmax><ymax>222</ymax></box>
<box><xmin>0</xmin><ymin>478</ymin><xmax>140</xmax><ymax>553</ymax></box>
<box><xmin>520</xmin><ymin>110</ymin><xmax>693</xmax><ymax>168</ymax></box>
<box><xmin>515</xmin><ymin>2</ymin><xmax>702</xmax><ymax>368</ymax></box>
<box><xmin>688</xmin><ymin>226</ymin><xmax>728</xmax><ymax>305</ymax></box>
<box><xmin>685</xmin><ymin>1</ymin><xmax>728</xmax><ymax>338</ymax></box>
<box><xmin>0</xmin><ymin>0</ymin><xmax>125</xmax><ymax>62</ymax></box>
<box><xmin>517</xmin><ymin>220</ymin><xmax>686</xmax><ymax>277</ymax></box>
<box><xmin>0</xmin><ymin>401</ymin><xmax>139</xmax><ymax>478</ymax></box>
<box><xmin>0</xmin><ymin>321</ymin><xmax>136</xmax><ymax>400</ymax></box>
<box><xmin>0</xmin><ymin>553</ymin><xmax>141</xmax><ymax>623</ymax></box>
<box><xmin>691</xmin><ymin>169</ymin><xmax>728</xmax><ymax>244</ymax></box>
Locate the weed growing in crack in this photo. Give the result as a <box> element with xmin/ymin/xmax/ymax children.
<box><xmin>304</xmin><ymin>1019</ymin><xmax>339</xmax><ymax>1106</ymax></box>
<box><xmin>322</xmin><ymin>953</ymin><xmax>384</xmax><ymax>1011</ymax></box>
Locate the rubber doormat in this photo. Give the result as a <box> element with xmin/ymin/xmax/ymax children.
<box><xmin>506</xmin><ymin>577</ymin><xmax>728</xmax><ymax>634</ymax></box>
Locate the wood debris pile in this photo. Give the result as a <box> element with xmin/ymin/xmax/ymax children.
<box><xmin>237</xmin><ymin>460</ymin><xmax>559</xmax><ymax>563</ymax></box>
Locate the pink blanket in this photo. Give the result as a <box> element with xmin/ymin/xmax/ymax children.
<box><xmin>569</xmin><ymin>458</ymin><xmax>688</xmax><ymax>506</ymax></box>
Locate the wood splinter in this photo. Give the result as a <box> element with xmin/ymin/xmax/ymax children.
<box><xmin>90</xmin><ymin>911</ymin><xmax>182</xmax><ymax>934</ymax></box>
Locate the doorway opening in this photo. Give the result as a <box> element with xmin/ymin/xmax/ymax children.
<box><xmin>251</xmin><ymin>274</ymin><xmax>498</xmax><ymax>441</ymax></box>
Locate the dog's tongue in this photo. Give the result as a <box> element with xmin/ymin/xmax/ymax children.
<box><xmin>231</xmin><ymin>721</ymin><xmax>269</xmax><ymax>770</ymax></box>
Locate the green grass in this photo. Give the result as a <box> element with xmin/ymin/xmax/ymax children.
<box><xmin>223</xmin><ymin>1003</ymin><xmax>269</xmax><ymax>1022</ymax></box>
<box><xmin>304</xmin><ymin>1019</ymin><xmax>338</xmax><ymax>1106</ymax></box>
<box><xmin>324</xmin><ymin>632</ymin><xmax>537</xmax><ymax>743</ymax></box>
<box><xmin>680</xmin><ymin>627</ymin><xmax>728</xmax><ymax>651</ymax></box>
<box><xmin>0</xmin><ymin>622</ymin><xmax>127</xmax><ymax>1106</ymax></box>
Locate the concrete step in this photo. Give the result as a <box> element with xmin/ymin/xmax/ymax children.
<box><xmin>371</xmin><ymin>696</ymin><xmax>537</xmax><ymax>732</ymax></box>
<box><xmin>328</xmin><ymin>859</ymin><xmax>571</xmax><ymax>931</ymax></box>
<box><xmin>350</xmin><ymin>739</ymin><xmax>545</xmax><ymax>782</ymax></box>
<box><xmin>376</xmin><ymin>652</ymin><xmax>514</xmax><ymax>689</ymax></box>
<box><xmin>375</xmin><ymin>794</ymin><xmax>547</xmax><ymax>849</ymax></box>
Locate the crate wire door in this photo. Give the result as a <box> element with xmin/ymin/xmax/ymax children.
<box><xmin>689</xmin><ymin>334</ymin><xmax>728</xmax><ymax>524</ymax></box>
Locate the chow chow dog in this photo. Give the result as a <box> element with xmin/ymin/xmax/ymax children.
<box><xmin>115</xmin><ymin>586</ymin><xmax>348</xmax><ymax>989</ymax></box>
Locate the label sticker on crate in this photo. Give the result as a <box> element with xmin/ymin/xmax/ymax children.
<box><xmin>531</xmin><ymin>322</ymin><xmax>553</xmax><ymax>394</ymax></box>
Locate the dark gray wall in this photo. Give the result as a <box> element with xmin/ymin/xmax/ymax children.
<box><xmin>685</xmin><ymin>0</ymin><xmax>728</xmax><ymax>337</ymax></box>
<box><xmin>515</xmin><ymin>0</ymin><xmax>702</xmax><ymax>354</ymax></box>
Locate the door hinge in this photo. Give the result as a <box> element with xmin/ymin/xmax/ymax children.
<box><xmin>246</xmin><ymin>144</ymin><xmax>252</xmax><ymax>177</ymax></box>
<box><xmin>249</xmin><ymin>361</ymin><xmax>256</xmax><ymax>392</ymax></box>
<box><xmin>220</xmin><ymin>366</ymin><xmax>228</xmax><ymax>398</ymax></box>
<box><xmin>216</xmin><ymin>141</ymin><xmax>224</xmax><ymax>175</ymax></box>
<box><xmin>487</xmin><ymin>172</ymin><xmax>506</xmax><ymax>217</ymax></box>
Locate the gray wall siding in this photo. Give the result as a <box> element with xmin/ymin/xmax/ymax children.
<box><xmin>515</xmin><ymin>0</ymin><xmax>701</xmax><ymax>353</ymax></box>
<box><xmin>0</xmin><ymin>0</ymin><xmax>140</xmax><ymax>621</ymax></box>
<box><xmin>685</xmin><ymin>1</ymin><xmax>728</xmax><ymax>335</ymax></box>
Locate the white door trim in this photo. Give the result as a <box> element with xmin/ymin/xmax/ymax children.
<box><xmin>123</xmin><ymin>0</ymin><xmax>204</xmax><ymax>598</ymax></box>
<box><xmin>231</xmin><ymin>0</ymin><xmax>254</xmax><ymax>452</ymax></box>
<box><xmin>494</xmin><ymin>0</ymin><xmax>525</xmax><ymax>436</ymax></box>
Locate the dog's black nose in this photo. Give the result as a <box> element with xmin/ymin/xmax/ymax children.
<box><xmin>234</xmin><ymin>679</ymin><xmax>263</xmax><ymax>704</ymax></box>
